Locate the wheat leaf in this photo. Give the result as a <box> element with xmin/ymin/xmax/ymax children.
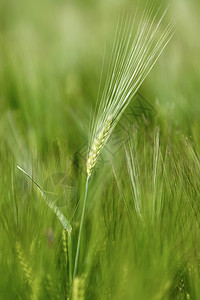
<box><xmin>17</xmin><ymin>165</ymin><xmax>72</xmax><ymax>234</ymax></box>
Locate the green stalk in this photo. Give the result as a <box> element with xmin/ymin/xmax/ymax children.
<box><xmin>68</xmin><ymin>232</ymin><xmax>73</xmax><ymax>293</ymax></box>
<box><xmin>73</xmin><ymin>177</ymin><xmax>89</xmax><ymax>278</ymax></box>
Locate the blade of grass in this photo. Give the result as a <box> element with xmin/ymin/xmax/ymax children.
<box><xmin>17</xmin><ymin>165</ymin><xmax>72</xmax><ymax>234</ymax></box>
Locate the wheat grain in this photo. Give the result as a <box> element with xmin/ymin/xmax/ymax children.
<box><xmin>87</xmin><ymin>114</ymin><xmax>113</xmax><ymax>177</ymax></box>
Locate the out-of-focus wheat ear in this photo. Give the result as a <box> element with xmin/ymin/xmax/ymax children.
<box><xmin>16</xmin><ymin>241</ymin><xmax>41</xmax><ymax>299</ymax></box>
<box><xmin>31</xmin><ymin>275</ymin><xmax>41</xmax><ymax>300</ymax></box>
<box><xmin>16</xmin><ymin>241</ymin><xmax>33</xmax><ymax>287</ymax></box>
<box><xmin>72</xmin><ymin>275</ymin><xmax>85</xmax><ymax>300</ymax></box>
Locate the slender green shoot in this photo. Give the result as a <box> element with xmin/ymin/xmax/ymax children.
<box><xmin>17</xmin><ymin>165</ymin><xmax>72</xmax><ymax>234</ymax></box>
<box><xmin>73</xmin><ymin>176</ymin><xmax>89</xmax><ymax>278</ymax></box>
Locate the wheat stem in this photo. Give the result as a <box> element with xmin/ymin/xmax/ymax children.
<box><xmin>73</xmin><ymin>176</ymin><xmax>89</xmax><ymax>278</ymax></box>
<box><xmin>68</xmin><ymin>232</ymin><xmax>73</xmax><ymax>287</ymax></box>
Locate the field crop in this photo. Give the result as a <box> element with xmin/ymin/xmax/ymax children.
<box><xmin>0</xmin><ymin>0</ymin><xmax>200</xmax><ymax>299</ymax></box>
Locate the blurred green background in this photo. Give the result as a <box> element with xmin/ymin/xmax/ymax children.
<box><xmin>1</xmin><ymin>0</ymin><xmax>200</xmax><ymax>299</ymax></box>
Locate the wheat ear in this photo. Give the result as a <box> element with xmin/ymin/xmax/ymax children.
<box><xmin>88</xmin><ymin>2</ymin><xmax>175</xmax><ymax>177</ymax></box>
<box><xmin>87</xmin><ymin>114</ymin><xmax>113</xmax><ymax>177</ymax></box>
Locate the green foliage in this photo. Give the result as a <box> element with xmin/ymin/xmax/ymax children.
<box><xmin>0</xmin><ymin>0</ymin><xmax>200</xmax><ymax>299</ymax></box>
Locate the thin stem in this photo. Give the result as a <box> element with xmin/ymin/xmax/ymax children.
<box><xmin>73</xmin><ymin>176</ymin><xmax>89</xmax><ymax>278</ymax></box>
<box><xmin>68</xmin><ymin>233</ymin><xmax>73</xmax><ymax>287</ymax></box>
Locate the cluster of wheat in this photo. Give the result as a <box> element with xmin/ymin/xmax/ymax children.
<box><xmin>17</xmin><ymin>1</ymin><xmax>175</xmax><ymax>297</ymax></box>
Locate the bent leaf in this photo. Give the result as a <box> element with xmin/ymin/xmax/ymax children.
<box><xmin>17</xmin><ymin>165</ymin><xmax>72</xmax><ymax>234</ymax></box>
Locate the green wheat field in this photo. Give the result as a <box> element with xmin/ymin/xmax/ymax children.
<box><xmin>1</xmin><ymin>0</ymin><xmax>200</xmax><ymax>299</ymax></box>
